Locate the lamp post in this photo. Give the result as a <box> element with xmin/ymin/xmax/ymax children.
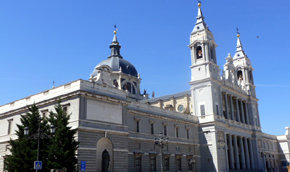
<box><xmin>154</xmin><ymin>132</ymin><xmax>168</xmax><ymax>172</ymax></box>
<box><xmin>24</xmin><ymin>123</ymin><xmax>55</xmax><ymax>171</ymax></box>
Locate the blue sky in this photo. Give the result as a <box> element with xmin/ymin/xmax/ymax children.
<box><xmin>0</xmin><ymin>0</ymin><xmax>289</xmax><ymax>135</ymax></box>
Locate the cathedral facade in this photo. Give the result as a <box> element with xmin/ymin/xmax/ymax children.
<box><xmin>0</xmin><ymin>2</ymin><xmax>289</xmax><ymax>172</ymax></box>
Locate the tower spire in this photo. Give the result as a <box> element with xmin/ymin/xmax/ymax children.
<box><xmin>192</xmin><ymin>1</ymin><xmax>208</xmax><ymax>33</ymax></box>
<box><xmin>109</xmin><ymin>25</ymin><xmax>122</xmax><ymax>58</ymax></box>
<box><xmin>233</xmin><ymin>29</ymin><xmax>246</xmax><ymax>58</ymax></box>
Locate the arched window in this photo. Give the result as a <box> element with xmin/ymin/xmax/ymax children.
<box><xmin>249</xmin><ymin>71</ymin><xmax>254</xmax><ymax>84</ymax></box>
<box><xmin>196</xmin><ymin>46</ymin><xmax>202</xmax><ymax>59</ymax></box>
<box><xmin>122</xmin><ymin>82</ymin><xmax>137</xmax><ymax>94</ymax></box>
<box><xmin>113</xmin><ymin>80</ymin><xmax>118</xmax><ymax>88</ymax></box>
<box><xmin>102</xmin><ymin>150</ymin><xmax>110</xmax><ymax>172</ymax></box>
<box><xmin>237</xmin><ymin>70</ymin><xmax>243</xmax><ymax>80</ymax></box>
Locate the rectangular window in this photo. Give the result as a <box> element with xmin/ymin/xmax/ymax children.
<box><xmin>164</xmin><ymin>156</ymin><xmax>170</xmax><ymax>171</ymax></box>
<box><xmin>216</xmin><ymin>105</ymin><xmax>219</xmax><ymax>115</ymax></box>
<box><xmin>200</xmin><ymin>105</ymin><xmax>205</xmax><ymax>116</ymax></box>
<box><xmin>135</xmin><ymin>155</ymin><xmax>142</xmax><ymax>172</ymax></box>
<box><xmin>150</xmin><ymin>123</ymin><xmax>154</xmax><ymax>135</ymax></box>
<box><xmin>176</xmin><ymin>157</ymin><xmax>182</xmax><ymax>171</ymax></box>
<box><xmin>187</xmin><ymin>129</ymin><xmax>189</xmax><ymax>139</ymax></box>
<box><xmin>150</xmin><ymin>156</ymin><xmax>156</xmax><ymax>171</ymax></box>
<box><xmin>62</xmin><ymin>103</ymin><xmax>70</xmax><ymax>113</ymax></box>
<box><xmin>7</xmin><ymin>119</ymin><xmax>13</xmax><ymax>135</ymax></box>
<box><xmin>41</xmin><ymin>109</ymin><xmax>48</xmax><ymax>118</ymax></box>
<box><xmin>187</xmin><ymin>158</ymin><xmax>193</xmax><ymax>170</ymax></box>
<box><xmin>136</xmin><ymin>121</ymin><xmax>140</xmax><ymax>133</ymax></box>
<box><xmin>176</xmin><ymin>127</ymin><xmax>179</xmax><ymax>138</ymax></box>
<box><xmin>164</xmin><ymin>125</ymin><xmax>167</xmax><ymax>136</ymax></box>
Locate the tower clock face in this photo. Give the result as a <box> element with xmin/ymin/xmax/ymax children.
<box><xmin>177</xmin><ymin>105</ymin><xmax>184</xmax><ymax>112</ymax></box>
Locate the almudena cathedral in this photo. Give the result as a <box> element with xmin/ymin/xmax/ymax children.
<box><xmin>0</xmin><ymin>2</ymin><xmax>289</xmax><ymax>172</ymax></box>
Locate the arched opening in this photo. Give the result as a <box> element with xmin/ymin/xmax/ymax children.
<box><xmin>210</xmin><ymin>47</ymin><xmax>216</xmax><ymax>63</ymax></box>
<box><xmin>249</xmin><ymin>71</ymin><xmax>254</xmax><ymax>84</ymax></box>
<box><xmin>102</xmin><ymin>150</ymin><xmax>110</xmax><ymax>172</ymax></box>
<box><xmin>237</xmin><ymin>70</ymin><xmax>243</xmax><ymax>80</ymax></box>
<box><xmin>196</xmin><ymin>46</ymin><xmax>203</xmax><ymax>59</ymax></box>
<box><xmin>96</xmin><ymin>138</ymin><xmax>113</xmax><ymax>172</ymax></box>
<box><xmin>122</xmin><ymin>82</ymin><xmax>137</xmax><ymax>94</ymax></box>
<box><xmin>113</xmin><ymin>80</ymin><xmax>118</xmax><ymax>88</ymax></box>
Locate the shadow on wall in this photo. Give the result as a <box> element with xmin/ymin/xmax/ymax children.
<box><xmin>199</xmin><ymin>129</ymin><xmax>217</xmax><ymax>172</ymax></box>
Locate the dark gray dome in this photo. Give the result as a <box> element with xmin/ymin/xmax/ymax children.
<box><xmin>91</xmin><ymin>32</ymin><xmax>138</xmax><ymax>78</ymax></box>
<box><xmin>92</xmin><ymin>56</ymin><xmax>138</xmax><ymax>77</ymax></box>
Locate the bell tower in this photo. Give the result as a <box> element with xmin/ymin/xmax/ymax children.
<box><xmin>232</xmin><ymin>32</ymin><xmax>256</xmax><ymax>97</ymax></box>
<box><xmin>189</xmin><ymin>2</ymin><xmax>220</xmax><ymax>117</ymax></box>
<box><xmin>189</xmin><ymin>2</ymin><xmax>219</xmax><ymax>82</ymax></box>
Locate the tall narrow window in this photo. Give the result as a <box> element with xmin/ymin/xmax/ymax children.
<box><xmin>164</xmin><ymin>156</ymin><xmax>170</xmax><ymax>171</ymax></box>
<box><xmin>196</xmin><ymin>46</ymin><xmax>203</xmax><ymax>59</ymax></box>
<box><xmin>187</xmin><ymin>158</ymin><xmax>193</xmax><ymax>171</ymax></box>
<box><xmin>216</xmin><ymin>105</ymin><xmax>219</xmax><ymax>115</ymax></box>
<box><xmin>200</xmin><ymin>105</ymin><xmax>205</xmax><ymax>116</ymax></box>
<box><xmin>237</xmin><ymin>70</ymin><xmax>243</xmax><ymax>80</ymax></box>
<box><xmin>7</xmin><ymin>119</ymin><xmax>13</xmax><ymax>135</ymax></box>
<box><xmin>150</xmin><ymin>123</ymin><xmax>154</xmax><ymax>135</ymax></box>
<box><xmin>176</xmin><ymin>156</ymin><xmax>182</xmax><ymax>171</ymax></box>
<box><xmin>150</xmin><ymin>156</ymin><xmax>156</xmax><ymax>171</ymax></box>
<box><xmin>175</xmin><ymin>127</ymin><xmax>179</xmax><ymax>138</ymax></box>
<box><xmin>164</xmin><ymin>125</ymin><xmax>167</xmax><ymax>136</ymax></box>
<box><xmin>187</xmin><ymin>129</ymin><xmax>190</xmax><ymax>139</ymax></box>
<box><xmin>136</xmin><ymin>120</ymin><xmax>140</xmax><ymax>133</ymax></box>
<box><xmin>135</xmin><ymin>155</ymin><xmax>142</xmax><ymax>172</ymax></box>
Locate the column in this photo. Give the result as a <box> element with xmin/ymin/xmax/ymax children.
<box><xmin>228</xmin><ymin>134</ymin><xmax>235</xmax><ymax>169</ymax></box>
<box><xmin>239</xmin><ymin>137</ymin><xmax>246</xmax><ymax>169</ymax></box>
<box><xmin>235</xmin><ymin>98</ymin><xmax>241</xmax><ymax>122</ymax></box>
<box><xmin>239</xmin><ymin>100</ymin><xmax>245</xmax><ymax>124</ymax></box>
<box><xmin>230</xmin><ymin>95</ymin><xmax>234</xmax><ymax>121</ymax></box>
<box><xmin>233</xmin><ymin>135</ymin><xmax>240</xmax><ymax>169</ymax></box>
<box><xmin>225</xmin><ymin>93</ymin><xmax>229</xmax><ymax>119</ymax></box>
<box><xmin>245</xmin><ymin>102</ymin><xmax>250</xmax><ymax>125</ymax></box>
<box><xmin>205</xmin><ymin>44</ymin><xmax>209</xmax><ymax>62</ymax></box>
<box><xmin>248</xmin><ymin>138</ymin><xmax>255</xmax><ymax>169</ymax></box>
<box><xmin>243</xmin><ymin>137</ymin><xmax>251</xmax><ymax>169</ymax></box>
<box><xmin>242</xmin><ymin>102</ymin><xmax>248</xmax><ymax>124</ymax></box>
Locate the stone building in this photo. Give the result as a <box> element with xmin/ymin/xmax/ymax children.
<box><xmin>0</xmin><ymin>2</ymin><xmax>289</xmax><ymax>172</ymax></box>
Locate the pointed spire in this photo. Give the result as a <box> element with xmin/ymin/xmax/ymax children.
<box><xmin>233</xmin><ymin>29</ymin><xmax>246</xmax><ymax>59</ymax></box>
<box><xmin>236</xmin><ymin>28</ymin><xmax>243</xmax><ymax>52</ymax></box>
<box><xmin>196</xmin><ymin>2</ymin><xmax>204</xmax><ymax>23</ymax></box>
<box><xmin>192</xmin><ymin>1</ymin><xmax>209</xmax><ymax>33</ymax></box>
<box><xmin>112</xmin><ymin>25</ymin><xmax>118</xmax><ymax>43</ymax></box>
<box><xmin>109</xmin><ymin>25</ymin><xmax>122</xmax><ymax>58</ymax></box>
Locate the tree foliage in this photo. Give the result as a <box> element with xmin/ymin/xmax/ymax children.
<box><xmin>47</xmin><ymin>103</ymin><xmax>79</xmax><ymax>171</ymax></box>
<box><xmin>4</xmin><ymin>103</ymin><xmax>79</xmax><ymax>171</ymax></box>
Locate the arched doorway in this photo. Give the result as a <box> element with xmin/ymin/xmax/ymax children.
<box><xmin>102</xmin><ymin>150</ymin><xmax>110</xmax><ymax>172</ymax></box>
<box><xmin>96</xmin><ymin>138</ymin><xmax>113</xmax><ymax>172</ymax></box>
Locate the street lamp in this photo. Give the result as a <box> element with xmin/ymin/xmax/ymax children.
<box><xmin>24</xmin><ymin>124</ymin><xmax>55</xmax><ymax>171</ymax></box>
<box><xmin>154</xmin><ymin>132</ymin><xmax>168</xmax><ymax>172</ymax></box>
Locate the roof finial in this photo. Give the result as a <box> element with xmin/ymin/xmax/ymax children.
<box><xmin>112</xmin><ymin>25</ymin><xmax>118</xmax><ymax>43</ymax></box>
<box><xmin>198</xmin><ymin>0</ymin><xmax>201</xmax><ymax>7</ymax></box>
<box><xmin>114</xmin><ymin>25</ymin><xmax>118</xmax><ymax>35</ymax></box>
<box><xmin>236</xmin><ymin>27</ymin><xmax>240</xmax><ymax>38</ymax></box>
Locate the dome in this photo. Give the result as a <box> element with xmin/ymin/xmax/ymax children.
<box><xmin>91</xmin><ymin>56</ymin><xmax>138</xmax><ymax>77</ymax></box>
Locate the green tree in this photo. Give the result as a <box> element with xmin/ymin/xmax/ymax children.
<box><xmin>4</xmin><ymin>104</ymin><xmax>51</xmax><ymax>172</ymax></box>
<box><xmin>47</xmin><ymin>103</ymin><xmax>79</xmax><ymax>171</ymax></box>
